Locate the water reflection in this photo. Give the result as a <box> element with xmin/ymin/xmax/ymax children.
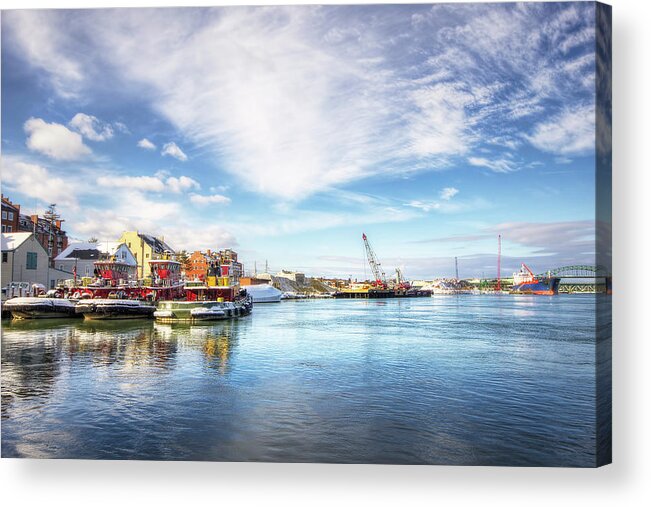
<box><xmin>1</xmin><ymin>319</ymin><xmax>241</xmax><ymax>414</ymax></box>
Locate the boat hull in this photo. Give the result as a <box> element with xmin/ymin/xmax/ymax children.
<box><xmin>510</xmin><ymin>277</ymin><xmax>560</xmax><ymax>295</ymax></box>
<box><xmin>75</xmin><ymin>299</ymin><xmax>156</xmax><ymax>320</ymax></box>
<box><xmin>4</xmin><ymin>297</ymin><xmax>79</xmax><ymax>320</ymax></box>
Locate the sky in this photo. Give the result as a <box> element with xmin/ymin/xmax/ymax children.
<box><xmin>1</xmin><ymin>2</ymin><xmax>603</xmax><ymax>279</ymax></box>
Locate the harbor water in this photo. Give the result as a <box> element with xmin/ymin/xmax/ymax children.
<box><xmin>1</xmin><ymin>295</ymin><xmax>604</xmax><ymax>465</ymax></box>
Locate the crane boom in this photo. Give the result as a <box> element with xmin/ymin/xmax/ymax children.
<box><xmin>362</xmin><ymin>233</ymin><xmax>386</xmax><ymax>286</ymax></box>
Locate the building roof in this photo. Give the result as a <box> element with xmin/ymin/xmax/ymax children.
<box><xmin>139</xmin><ymin>233</ymin><xmax>175</xmax><ymax>254</ymax></box>
<box><xmin>55</xmin><ymin>241</ymin><xmax>117</xmax><ymax>261</ymax></box>
<box><xmin>1</xmin><ymin>232</ymin><xmax>34</xmax><ymax>251</ymax></box>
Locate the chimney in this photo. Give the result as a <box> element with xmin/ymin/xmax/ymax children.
<box><xmin>31</xmin><ymin>214</ymin><xmax>38</xmax><ymax>225</ymax></box>
<box><xmin>55</xmin><ymin>220</ymin><xmax>62</xmax><ymax>229</ymax></box>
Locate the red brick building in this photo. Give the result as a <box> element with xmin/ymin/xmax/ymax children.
<box><xmin>186</xmin><ymin>250</ymin><xmax>209</xmax><ymax>281</ymax></box>
<box><xmin>1</xmin><ymin>195</ymin><xmax>20</xmax><ymax>233</ymax></box>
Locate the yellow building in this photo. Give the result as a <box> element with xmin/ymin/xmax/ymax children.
<box><xmin>117</xmin><ymin>231</ymin><xmax>175</xmax><ymax>279</ymax></box>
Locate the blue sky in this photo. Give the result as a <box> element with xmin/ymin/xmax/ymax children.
<box><xmin>1</xmin><ymin>3</ymin><xmax>601</xmax><ymax>279</ymax></box>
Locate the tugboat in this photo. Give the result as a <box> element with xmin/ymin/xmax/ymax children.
<box><xmin>510</xmin><ymin>263</ymin><xmax>560</xmax><ymax>295</ymax></box>
<box><xmin>66</xmin><ymin>254</ymin><xmax>183</xmax><ymax>320</ymax></box>
<box><xmin>154</xmin><ymin>249</ymin><xmax>253</xmax><ymax>323</ymax></box>
<box><xmin>154</xmin><ymin>296</ymin><xmax>253</xmax><ymax>324</ymax></box>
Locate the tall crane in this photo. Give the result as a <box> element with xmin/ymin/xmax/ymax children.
<box><xmin>362</xmin><ymin>233</ymin><xmax>386</xmax><ymax>288</ymax></box>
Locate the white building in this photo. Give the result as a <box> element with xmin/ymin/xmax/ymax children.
<box><xmin>2</xmin><ymin>232</ymin><xmax>72</xmax><ymax>289</ymax></box>
<box><xmin>54</xmin><ymin>241</ymin><xmax>137</xmax><ymax>279</ymax></box>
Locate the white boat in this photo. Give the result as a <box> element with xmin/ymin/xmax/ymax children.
<box><xmin>4</xmin><ymin>297</ymin><xmax>79</xmax><ymax>319</ymax></box>
<box><xmin>244</xmin><ymin>284</ymin><xmax>282</xmax><ymax>303</ymax></box>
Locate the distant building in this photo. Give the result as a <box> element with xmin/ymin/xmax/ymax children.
<box><xmin>117</xmin><ymin>231</ymin><xmax>175</xmax><ymax>278</ymax></box>
<box><xmin>1</xmin><ymin>195</ymin><xmax>20</xmax><ymax>233</ymax></box>
<box><xmin>275</xmin><ymin>270</ymin><xmax>306</xmax><ymax>285</ymax></box>
<box><xmin>2</xmin><ymin>232</ymin><xmax>72</xmax><ymax>289</ymax></box>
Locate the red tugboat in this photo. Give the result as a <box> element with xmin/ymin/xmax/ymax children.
<box><xmin>510</xmin><ymin>263</ymin><xmax>560</xmax><ymax>295</ymax></box>
<box><xmin>66</xmin><ymin>255</ymin><xmax>185</xmax><ymax>301</ymax></box>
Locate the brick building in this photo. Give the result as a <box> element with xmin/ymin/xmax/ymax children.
<box><xmin>1</xmin><ymin>195</ymin><xmax>20</xmax><ymax>233</ymax></box>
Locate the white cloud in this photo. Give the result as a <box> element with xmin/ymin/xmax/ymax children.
<box><xmin>526</xmin><ymin>104</ymin><xmax>595</xmax><ymax>155</ymax></box>
<box><xmin>161</xmin><ymin>142</ymin><xmax>188</xmax><ymax>161</ymax></box>
<box><xmin>189</xmin><ymin>193</ymin><xmax>231</xmax><ymax>205</ymax></box>
<box><xmin>137</xmin><ymin>138</ymin><xmax>156</xmax><ymax>150</ymax></box>
<box><xmin>69</xmin><ymin>113</ymin><xmax>114</xmax><ymax>141</ymax></box>
<box><xmin>24</xmin><ymin>117</ymin><xmax>92</xmax><ymax>160</ymax></box>
<box><xmin>96</xmin><ymin>175</ymin><xmax>166</xmax><ymax>192</ymax></box>
<box><xmin>1</xmin><ymin>157</ymin><xmax>79</xmax><ymax>209</ymax></box>
<box><xmin>440</xmin><ymin>187</ymin><xmax>459</xmax><ymax>200</ymax></box>
<box><xmin>95</xmin><ymin>173</ymin><xmax>199</xmax><ymax>194</ymax></box>
<box><xmin>468</xmin><ymin>156</ymin><xmax>517</xmax><ymax>173</ymax></box>
<box><xmin>166</xmin><ymin>176</ymin><xmax>199</xmax><ymax>193</ymax></box>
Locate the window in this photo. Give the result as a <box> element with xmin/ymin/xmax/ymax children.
<box><xmin>6</xmin><ymin>226</ymin><xmax>11</xmax><ymax>232</ymax></box>
<box><xmin>8</xmin><ymin>212</ymin><xmax>13</xmax><ymax>220</ymax></box>
<box><xmin>2</xmin><ymin>252</ymin><xmax>7</xmax><ymax>263</ymax></box>
<box><xmin>1</xmin><ymin>211</ymin><xmax>6</xmax><ymax>220</ymax></box>
<box><xmin>26</xmin><ymin>252</ymin><xmax>38</xmax><ymax>270</ymax></box>
<box><xmin>1</xmin><ymin>225</ymin><xmax>5</xmax><ymax>233</ymax></box>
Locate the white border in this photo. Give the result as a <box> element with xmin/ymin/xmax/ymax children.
<box><xmin>2</xmin><ymin>1</ymin><xmax>649</xmax><ymax>505</ymax></box>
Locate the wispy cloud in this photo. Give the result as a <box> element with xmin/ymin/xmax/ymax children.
<box><xmin>69</xmin><ymin>113</ymin><xmax>114</xmax><ymax>141</ymax></box>
<box><xmin>161</xmin><ymin>141</ymin><xmax>188</xmax><ymax>161</ymax></box>
<box><xmin>526</xmin><ymin>104</ymin><xmax>595</xmax><ymax>156</ymax></box>
<box><xmin>189</xmin><ymin>193</ymin><xmax>231</xmax><ymax>206</ymax></box>
<box><xmin>468</xmin><ymin>156</ymin><xmax>516</xmax><ymax>173</ymax></box>
<box><xmin>440</xmin><ymin>187</ymin><xmax>459</xmax><ymax>200</ymax></box>
<box><xmin>137</xmin><ymin>138</ymin><xmax>156</xmax><ymax>150</ymax></box>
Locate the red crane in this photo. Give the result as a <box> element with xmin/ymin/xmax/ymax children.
<box><xmin>496</xmin><ymin>234</ymin><xmax>502</xmax><ymax>292</ymax></box>
<box><xmin>362</xmin><ymin>233</ymin><xmax>387</xmax><ymax>288</ymax></box>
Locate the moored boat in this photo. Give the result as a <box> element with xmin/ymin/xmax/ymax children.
<box><xmin>510</xmin><ymin>263</ymin><xmax>560</xmax><ymax>295</ymax></box>
<box><xmin>154</xmin><ymin>296</ymin><xmax>253</xmax><ymax>324</ymax></box>
<box><xmin>75</xmin><ymin>299</ymin><xmax>156</xmax><ymax>320</ymax></box>
<box><xmin>4</xmin><ymin>297</ymin><xmax>79</xmax><ymax>319</ymax></box>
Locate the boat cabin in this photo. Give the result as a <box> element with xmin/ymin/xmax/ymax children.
<box><xmin>93</xmin><ymin>259</ymin><xmax>137</xmax><ymax>287</ymax></box>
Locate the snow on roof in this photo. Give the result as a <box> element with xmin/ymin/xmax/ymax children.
<box><xmin>54</xmin><ymin>241</ymin><xmax>118</xmax><ymax>261</ymax></box>
<box><xmin>1</xmin><ymin>232</ymin><xmax>33</xmax><ymax>251</ymax></box>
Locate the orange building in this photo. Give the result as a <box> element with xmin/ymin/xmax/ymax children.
<box><xmin>186</xmin><ymin>250</ymin><xmax>209</xmax><ymax>281</ymax></box>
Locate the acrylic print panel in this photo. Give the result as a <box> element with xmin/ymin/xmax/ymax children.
<box><xmin>0</xmin><ymin>2</ymin><xmax>611</xmax><ymax>466</ymax></box>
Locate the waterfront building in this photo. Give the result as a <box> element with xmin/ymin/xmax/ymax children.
<box><xmin>1</xmin><ymin>232</ymin><xmax>72</xmax><ymax>289</ymax></box>
<box><xmin>240</xmin><ymin>276</ymin><xmax>271</xmax><ymax>286</ymax></box>
<box><xmin>1</xmin><ymin>195</ymin><xmax>20</xmax><ymax>233</ymax></box>
<box><xmin>275</xmin><ymin>270</ymin><xmax>306</xmax><ymax>285</ymax></box>
<box><xmin>117</xmin><ymin>231</ymin><xmax>175</xmax><ymax>279</ymax></box>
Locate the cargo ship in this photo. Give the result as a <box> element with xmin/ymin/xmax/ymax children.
<box><xmin>510</xmin><ymin>263</ymin><xmax>560</xmax><ymax>295</ymax></box>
